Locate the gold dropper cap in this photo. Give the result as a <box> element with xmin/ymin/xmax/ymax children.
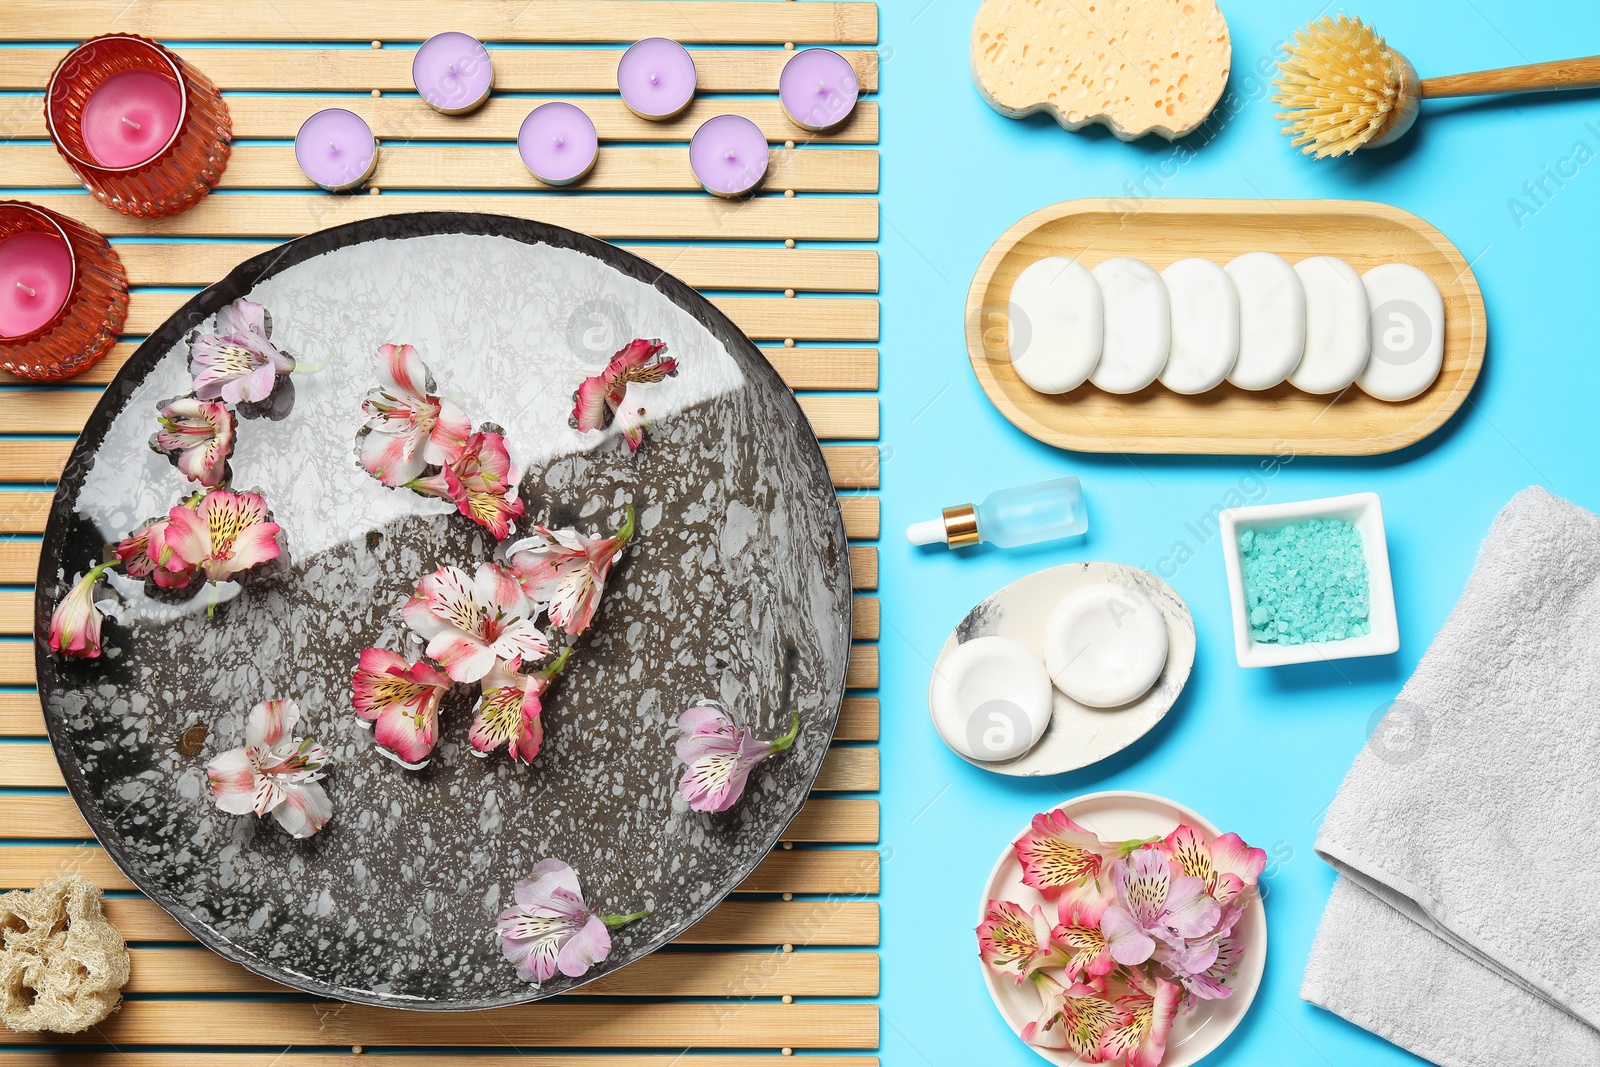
<box><xmin>941</xmin><ymin>504</ymin><xmax>980</xmax><ymax>548</ymax></box>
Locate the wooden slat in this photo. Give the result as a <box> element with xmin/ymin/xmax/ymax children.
<box><xmin>0</xmin><ymin>46</ymin><xmax>879</xmax><ymax>92</ymax></box>
<box><xmin>0</xmin><ymin>792</ymin><xmax>875</xmax><ymax>843</ymax></box>
<box><xmin>2</xmin><ymin>96</ymin><xmax>878</xmax><ymax>145</ymax></box>
<box><xmin>848</xmin><ymin>546</ymin><xmax>878</xmax><ymax>590</ymax></box>
<box><xmin>845</xmin><ymin>644</ymin><xmax>878</xmax><ymax>689</ymax></box>
<box><xmin>2</xmin><ymin>143</ymin><xmax>879</xmax><ymax>194</ymax></box>
<box><xmin>0</xmin><ymin>491</ymin><xmax>875</xmax><ymax>537</ymax></box>
<box><xmin>0</xmin><ymin>642</ymin><xmax>32</xmax><ymax>685</ymax></box>
<box><xmin>823</xmin><ymin>443</ymin><xmax>881</xmax><ymax>488</ymax></box>
<box><xmin>0</xmin><ymin>591</ymin><xmax>24</xmax><ymax>632</ymax></box>
<box><xmin>0</xmin><ymin>393</ymin><xmax>873</xmax><ymax>460</ymax></box>
<box><xmin>83</xmin><ymin>895</ymin><xmax>878</xmax><ymax>947</ymax></box>
<box><xmin>116</xmin><ymin>945</ymin><xmax>877</xmax><ymax>997</ymax></box>
<box><xmin>839</xmin><ymin>495</ymin><xmax>878</xmax><ymax>540</ymax></box>
<box><xmin>853</xmin><ymin>597</ymin><xmax>880</xmax><ymax>641</ymax></box>
<box><xmin>0</xmin><ymin>542</ymin><xmax>38</xmax><ymax>584</ymax></box>
<box><xmin>0</xmin><ymin>1057</ymin><xmax>877</xmax><ymax>1067</ymax></box>
<box><xmin>0</xmin><ymin>1000</ymin><xmax>878</xmax><ymax>1049</ymax></box>
<box><xmin>14</xmin><ymin>194</ymin><xmax>878</xmax><ymax>241</ymax></box>
<box><xmin>93</xmin><ymin>243</ymin><xmax>879</xmax><ymax>292</ymax></box>
<box><xmin>113</xmin><ymin>289</ymin><xmax>876</xmax><ymax>340</ymax></box>
<box><xmin>0</xmin><ymin>740</ymin><xmax>874</xmax><ymax>792</ymax></box>
<box><xmin>0</xmin><ymin>690</ymin><xmax>879</xmax><ymax>743</ymax></box>
<box><xmin>0</xmin><ymin>2</ymin><xmax>880</xmax><ymax>44</ymax></box>
<box><xmin>0</xmin><ymin>845</ymin><xmax>879</xmax><ymax>895</ymax></box>
<box><xmin>837</xmin><ymin>696</ymin><xmax>878</xmax><ymax>742</ymax></box>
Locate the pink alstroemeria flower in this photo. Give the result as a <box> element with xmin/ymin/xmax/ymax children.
<box><xmin>1160</xmin><ymin>824</ymin><xmax>1268</xmax><ymax>907</ymax></box>
<box><xmin>1101</xmin><ymin>976</ymin><xmax>1182</xmax><ymax>1067</ymax></box>
<box><xmin>358</xmin><ymin>343</ymin><xmax>472</xmax><ymax>486</ymax></box>
<box><xmin>410</xmin><ymin>430</ymin><xmax>525</xmax><ymax>540</ymax></box>
<box><xmin>1021</xmin><ymin>971</ymin><xmax>1126</xmax><ymax>1062</ymax></box>
<box><xmin>571</xmin><ymin>338</ymin><xmax>677</xmax><ymax>452</ymax></box>
<box><xmin>114</xmin><ymin>497</ymin><xmax>203</xmax><ymax>590</ymax></box>
<box><xmin>497</xmin><ymin>859</ymin><xmax>649</xmax><ymax>985</ymax></box>
<box><xmin>470</xmin><ymin>649</ymin><xmax>570</xmax><ymax>764</ymax></box>
<box><xmin>1099</xmin><ymin>848</ymin><xmax>1222</xmax><ymax>968</ymax></box>
<box><xmin>674</xmin><ymin>704</ymin><xmax>800</xmax><ymax>813</ymax></box>
<box><xmin>150</xmin><ymin>396</ymin><xmax>235</xmax><ymax>488</ymax></box>
<box><xmin>352</xmin><ymin>648</ymin><xmax>453</xmax><ymax>768</ymax></box>
<box><xmin>505</xmin><ymin>506</ymin><xmax>634</xmax><ymax>636</ymax></box>
<box><xmin>978</xmin><ymin>899</ymin><xmax>1070</xmax><ymax>985</ymax></box>
<box><xmin>1051</xmin><ymin>881</ymin><xmax>1118</xmax><ymax>986</ymax></box>
<box><xmin>1014</xmin><ymin>809</ymin><xmax>1111</xmax><ymax>898</ymax></box>
<box><xmin>163</xmin><ymin>488</ymin><xmax>282</xmax><ymax>584</ymax></box>
<box><xmin>402</xmin><ymin>562</ymin><xmax>550</xmax><ymax>683</ymax></box>
<box><xmin>47</xmin><ymin>562</ymin><xmax>113</xmax><ymax>659</ymax></box>
<box><xmin>190</xmin><ymin>298</ymin><xmax>294</xmax><ymax>405</ymax></box>
<box><xmin>205</xmin><ymin>698</ymin><xmax>332</xmax><ymax>839</ymax></box>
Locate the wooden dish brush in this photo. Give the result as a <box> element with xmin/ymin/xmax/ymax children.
<box><xmin>1274</xmin><ymin>15</ymin><xmax>1600</xmax><ymax>157</ymax></box>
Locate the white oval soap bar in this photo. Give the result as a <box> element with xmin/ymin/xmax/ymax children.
<box><xmin>1226</xmin><ymin>252</ymin><xmax>1306</xmax><ymax>390</ymax></box>
<box><xmin>930</xmin><ymin>635</ymin><xmax>1053</xmax><ymax>762</ymax></box>
<box><xmin>1358</xmin><ymin>263</ymin><xmax>1445</xmax><ymax>402</ymax></box>
<box><xmin>1160</xmin><ymin>257</ymin><xmax>1240</xmax><ymax>394</ymax></box>
<box><xmin>1290</xmin><ymin>256</ymin><xmax>1371</xmax><ymax>394</ymax></box>
<box><xmin>1008</xmin><ymin>256</ymin><xmax>1104</xmax><ymax>394</ymax></box>
<box><xmin>1043</xmin><ymin>583</ymin><xmax>1168</xmax><ymax>708</ymax></box>
<box><xmin>1090</xmin><ymin>258</ymin><xmax>1170</xmax><ymax>394</ymax></box>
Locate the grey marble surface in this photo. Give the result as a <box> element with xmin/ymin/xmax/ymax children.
<box><xmin>35</xmin><ymin>216</ymin><xmax>851</xmax><ymax>1008</ymax></box>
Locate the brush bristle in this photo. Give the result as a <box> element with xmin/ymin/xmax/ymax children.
<box><xmin>1272</xmin><ymin>15</ymin><xmax>1401</xmax><ymax>158</ymax></box>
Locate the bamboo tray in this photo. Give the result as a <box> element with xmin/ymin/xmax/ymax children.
<box><xmin>964</xmin><ymin>198</ymin><xmax>1487</xmax><ymax>456</ymax></box>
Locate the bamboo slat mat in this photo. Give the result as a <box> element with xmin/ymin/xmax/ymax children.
<box><xmin>0</xmin><ymin>2</ymin><xmax>880</xmax><ymax>1060</ymax></box>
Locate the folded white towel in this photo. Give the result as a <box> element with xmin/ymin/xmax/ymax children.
<box><xmin>1302</xmin><ymin>487</ymin><xmax>1600</xmax><ymax>1062</ymax></box>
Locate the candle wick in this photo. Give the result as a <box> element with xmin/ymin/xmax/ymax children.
<box><xmin>16</xmin><ymin>281</ymin><xmax>36</xmax><ymax>298</ymax></box>
<box><xmin>329</xmin><ymin>141</ymin><xmax>340</xmax><ymax>153</ymax></box>
<box><xmin>121</xmin><ymin>116</ymin><xmax>141</xmax><ymax>131</ymax></box>
<box><xmin>649</xmin><ymin>72</ymin><xmax>659</xmax><ymax>85</ymax></box>
<box><xmin>553</xmin><ymin>135</ymin><xmax>565</xmax><ymax>147</ymax></box>
<box><xmin>724</xmin><ymin>150</ymin><xmax>735</xmax><ymax>161</ymax></box>
<box><xmin>447</xmin><ymin>62</ymin><xmax>457</xmax><ymax>75</ymax></box>
<box><xmin>819</xmin><ymin>80</ymin><xmax>827</xmax><ymax>92</ymax></box>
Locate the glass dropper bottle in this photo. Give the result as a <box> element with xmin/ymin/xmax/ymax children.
<box><xmin>905</xmin><ymin>476</ymin><xmax>1088</xmax><ymax>550</ymax></box>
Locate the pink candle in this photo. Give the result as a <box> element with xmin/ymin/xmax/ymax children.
<box><xmin>779</xmin><ymin>48</ymin><xmax>860</xmax><ymax>132</ymax></box>
<box><xmin>0</xmin><ymin>231</ymin><xmax>73</xmax><ymax>339</ymax></box>
<box><xmin>617</xmin><ymin>38</ymin><xmax>697</xmax><ymax>121</ymax></box>
<box><xmin>518</xmin><ymin>102</ymin><xmax>598</xmax><ymax>186</ymax></box>
<box><xmin>689</xmin><ymin>114</ymin><xmax>769</xmax><ymax>198</ymax></box>
<box><xmin>79</xmin><ymin>68</ymin><xmax>185</xmax><ymax>168</ymax></box>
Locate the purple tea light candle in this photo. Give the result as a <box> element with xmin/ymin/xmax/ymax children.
<box><xmin>518</xmin><ymin>102</ymin><xmax>598</xmax><ymax>186</ymax></box>
<box><xmin>295</xmin><ymin>108</ymin><xmax>378</xmax><ymax>192</ymax></box>
<box><xmin>780</xmin><ymin>48</ymin><xmax>860</xmax><ymax>132</ymax></box>
<box><xmin>617</xmin><ymin>38</ymin><xmax>697</xmax><ymax>121</ymax></box>
<box><xmin>413</xmin><ymin>32</ymin><xmax>494</xmax><ymax>115</ymax></box>
<box><xmin>689</xmin><ymin>114</ymin><xmax>768</xmax><ymax>198</ymax></box>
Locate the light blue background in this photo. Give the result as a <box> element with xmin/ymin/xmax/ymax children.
<box><xmin>877</xmin><ymin>0</ymin><xmax>1600</xmax><ymax>1063</ymax></box>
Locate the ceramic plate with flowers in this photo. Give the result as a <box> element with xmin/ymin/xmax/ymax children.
<box><xmin>977</xmin><ymin>791</ymin><xmax>1269</xmax><ymax>1067</ymax></box>
<box><xmin>32</xmin><ymin>212</ymin><xmax>851</xmax><ymax>1009</ymax></box>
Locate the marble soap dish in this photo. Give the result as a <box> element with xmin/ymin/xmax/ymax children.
<box><xmin>1220</xmin><ymin>492</ymin><xmax>1399</xmax><ymax>668</ymax></box>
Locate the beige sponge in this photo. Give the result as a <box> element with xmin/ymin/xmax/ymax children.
<box><xmin>972</xmin><ymin>0</ymin><xmax>1232</xmax><ymax>141</ymax></box>
<box><xmin>0</xmin><ymin>877</ymin><xmax>130</xmax><ymax>1034</ymax></box>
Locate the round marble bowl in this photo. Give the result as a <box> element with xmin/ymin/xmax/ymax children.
<box><xmin>33</xmin><ymin>212</ymin><xmax>852</xmax><ymax>1009</ymax></box>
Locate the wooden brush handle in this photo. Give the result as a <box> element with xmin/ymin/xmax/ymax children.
<box><xmin>1421</xmin><ymin>55</ymin><xmax>1600</xmax><ymax>99</ymax></box>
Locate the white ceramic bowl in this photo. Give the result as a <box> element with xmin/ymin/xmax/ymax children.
<box><xmin>1219</xmin><ymin>492</ymin><xmax>1398</xmax><ymax>668</ymax></box>
<box><xmin>978</xmin><ymin>791</ymin><xmax>1267</xmax><ymax>1067</ymax></box>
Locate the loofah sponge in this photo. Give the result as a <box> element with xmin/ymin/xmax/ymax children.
<box><xmin>971</xmin><ymin>0</ymin><xmax>1232</xmax><ymax>141</ymax></box>
<box><xmin>0</xmin><ymin>877</ymin><xmax>130</xmax><ymax>1034</ymax></box>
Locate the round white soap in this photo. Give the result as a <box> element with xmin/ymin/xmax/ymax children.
<box><xmin>929</xmin><ymin>635</ymin><xmax>1053</xmax><ymax>762</ymax></box>
<box><xmin>1290</xmin><ymin>256</ymin><xmax>1371</xmax><ymax>394</ymax></box>
<box><xmin>1358</xmin><ymin>263</ymin><xmax>1445</xmax><ymax>402</ymax></box>
<box><xmin>1225</xmin><ymin>251</ymin><xmax>1306</xmax><ymax>390</ymax></box>
<box><xmin>1160</xmin><ymin>257</ymin><xmax>1240</xmax><ymax>394</ymax></box>
<box><xmin>1043</xmin><ymin>583</ymin><xmax>1169</xmax><ymax>708</ymax></box>
<box><xmin>1007</xmin><ymin>256</ymin><xmax>1105</xmax><ymax>394</ymax></box>
<box><xmin>1089</xmin><ymin>258</ymin><xmax>1170</xmax><ymax>394</ymax></box>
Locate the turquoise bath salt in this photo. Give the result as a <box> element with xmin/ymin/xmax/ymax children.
<box><xmin>1238</xmin><ymin>518</ymin><xmax>1370</xmax><ymax>645</ymax></box>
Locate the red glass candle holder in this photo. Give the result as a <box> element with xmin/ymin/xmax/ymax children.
<box><xmin>0</xmin><ymin>202</ymin><xmax>128</xmax><ymax>382</ymax></box>
<box><xmin>45</xmin><ymin>34</ymin><xmax>231</xmax><ymax>218</ymax></box>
